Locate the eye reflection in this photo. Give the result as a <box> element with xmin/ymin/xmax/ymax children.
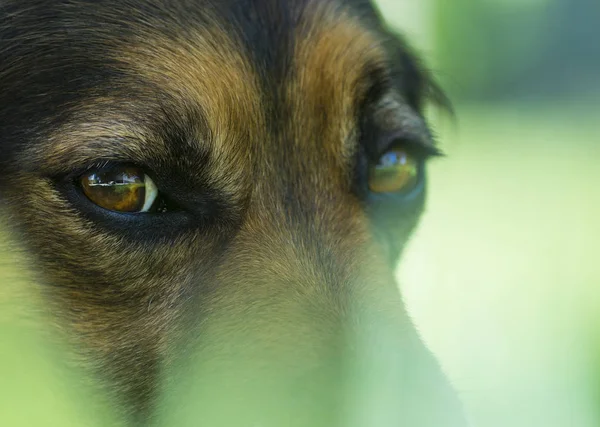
<box><xmin>80</xmin><ymin>166</ymin><xmax>159</xmax><ymax>213</ymax></box>
<box><xmin>368</xmin><ymin>150</ymin><xmax>419</xmax><ymax>194</ymax></box>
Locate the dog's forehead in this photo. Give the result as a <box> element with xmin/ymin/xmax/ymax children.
<box><xmin>111</xmin><ymin>0</ymin><xmax>388</xmax><ymax>155</ymax></box>
<box><xmin>16</xmin><ymin>0</ymin><xmax>393</xmax><ymax>200</ymax></box>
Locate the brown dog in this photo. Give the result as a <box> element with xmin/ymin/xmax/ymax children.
<box><xmin>0</xmin><ymin>1</ymin><xmax>464</xmax><ymax>426</ymax></box>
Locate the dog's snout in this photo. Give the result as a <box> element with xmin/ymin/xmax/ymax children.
<box><xmin>166</xmin><ymin>215</ymin><xmax>467</xmax><ymax>427</ymax></box>
<box><xmin>169</xmin><ymin>284</ymin><xmax>467</xmax><ymax>427</ymax></box>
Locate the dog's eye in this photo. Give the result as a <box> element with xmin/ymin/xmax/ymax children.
<box><xmin>80</xmin><ymin>165</ymin><xmax>159</xmax><ymax>213</ymax></box>
<box><xmin>368</xmin><ymin>149</ymin><xmax>419</xmax><ymax>194</ymax></box>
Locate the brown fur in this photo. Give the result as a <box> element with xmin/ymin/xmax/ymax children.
<box><xmin>0</xmin><ymin>1</ymin><xmax>465</xmax><ymax>426</ymax></box>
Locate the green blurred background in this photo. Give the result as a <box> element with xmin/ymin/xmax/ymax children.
<box><xmin>378</xmin><ymin>0</ymin><xmax>600</xmax><ymax>426</ymax></box>
<box><xmin>1</xmin><ymin>1</ymin><xmax>599</xmax><ymax>426</ymax></box>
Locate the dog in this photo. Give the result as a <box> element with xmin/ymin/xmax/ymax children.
<box><xmin>0</xmin><ymin>1</ymin><xmax>465</xmax><ymax>426</ymax></box>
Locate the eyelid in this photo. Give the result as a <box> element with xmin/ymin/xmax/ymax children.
<box><xmin>365</xmin><ymin>93</ymin><xmax>443</xmax><ymax>160</ymax></box>
<box><xmin>375</xmin><ymin>133</ymin><xmax>444</xmax><ymax>161</ymax></box>
<box><xmin>50</xmin><ymin>159</ymin><xmax>131</xmax><ymax>183</ymax></box>
<box><xmin>77</xmin><ymin>161</ymin><xmax>158</xmax><ymax>183</ymax></box>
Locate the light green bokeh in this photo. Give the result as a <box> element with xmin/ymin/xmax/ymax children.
<box><xmin>399</xmin><ymin>105</ymin><xmax>600</xmax><ymax>427</ymax></box>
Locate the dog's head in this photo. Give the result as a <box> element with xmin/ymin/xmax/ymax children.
<box><xmin>0</xmin><ymin>0</ymin><xmax>464</xmax><ymax>426</ymax></box>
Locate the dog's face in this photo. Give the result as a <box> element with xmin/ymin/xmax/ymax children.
<box><xmin>0</xmin><ymin>1</ymin><xmax>464</xmax><ymax>426</ymax></box>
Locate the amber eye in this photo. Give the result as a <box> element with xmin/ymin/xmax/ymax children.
<box><xmin>80</xmin><ymin>165</ymin><xmax>159</xmax><ymax>213</ymax></box>
<box><xmin>368</xmin><ymin>149</ymin><xmax>419</xmax><ymax>194</ymax></box>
